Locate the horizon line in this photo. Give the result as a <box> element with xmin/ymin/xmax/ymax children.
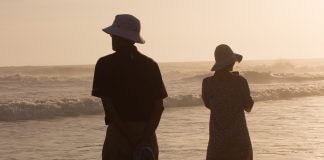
<box><xmin>1</xmin><ymin>57</ymin><xmax>324</xmax><ymax>68</ymax></box>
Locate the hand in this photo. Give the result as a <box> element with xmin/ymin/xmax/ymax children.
<box><xmin>124</xmin><ymin>131</ymin><xmax>142</xmax><ymax>150</ymax></box>
<box><xmin>245</xmin><ymin>107</ymin><xmax>252</xmax><ymax>112</ymax></box>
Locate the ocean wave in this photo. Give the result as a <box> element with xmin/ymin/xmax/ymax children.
<box><xmin>2</xmin><ymin>71</ymin><xmax>324</xmax><ymax>87</ymax></box>
<box><xmin>243</xmin><ymin>71</ymin><xmax>324</xmax><ymax>83</ymax></box>
<box><xmin>0</xmin><ymin>74</ymin><xmax>91</xmax><ymax>84</ymax></box>
<box><xmin>180</xmin><ymin>71</ymin><xmax>324</xmax><ymax>84</ymax></box>
<box><xmin>0</xmin><ymin>98</ymin><xmax>103</xmax><ymax>121</ymax></box>
<box><xmin>0</xmin><ymin>65</ymin><xmax>94</xmax><ymax>76</ymax></box>
<box><xmin>165</xmin><ymin>84</ymin><xmax>324</xmax><ymax>107</ymax></box>
<box><xmin>1</xmin><ymin>84</ymin><xmax>324</xmax><ymax>121</ymax></box>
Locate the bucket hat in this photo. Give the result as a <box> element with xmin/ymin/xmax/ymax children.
<box><xmin>103</xmin><ymin>14</ymin><xmax>145</xmax><ymax>44</ymax></box>
<box><xmin>211</xmin><ymin>44</ymin><xmax>243</xmax><ymax>71</ymax></box>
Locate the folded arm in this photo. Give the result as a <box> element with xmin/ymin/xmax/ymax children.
<box><xmin>140</xmin><ymin>99</ymin><xmax>164</xmax><ymax>143</ymax></box>
<box><xmin>244</xmin><ymin>98</ymin><xmax>254</xmax><ymax>112</ymax></box>
<box><xmin>101</xmin><ymin>97</ymin><xmax>137</xmax><ymax>148</ymax></box>
<box><xmin>241</xmin><ymin>78</ymin><xmax>254</xmax><ymax>112</ymax></box>
<box><xmin>202</xmin><ymin>79</ymin><xmax>211</xmax><ymax>109</ymax></box>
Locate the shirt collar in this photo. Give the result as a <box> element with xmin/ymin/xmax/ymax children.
<box><xmin>116</xmin><ymin>45</ymin><xmax>139</xmax><ymax>60</ymax></box>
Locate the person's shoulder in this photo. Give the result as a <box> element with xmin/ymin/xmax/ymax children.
<box><xmin>137</xmin><ymin>52</ymin><xmax>155</xmax><ymax>62</ymax></box>
<box><xmin>232</xmin><ymin>72</ymin><xmax>248</xmax><ymax>83</ymax></box>
<box><xmin>203</xmin><ymin>75</ymin><xmax>214</xmax><ymax>84</ymax></box>
<box><xmin>96</xmin><ymin>53</ymin><xmax>117</xmax><ymax>65</ymax></box>
<box><xmin>203</xmin><ymin>76</ymin><xmax>213</xmax><ymax>81</ymax></box>
<box><xmin>136</xmin><ymin>52</ymin><xmax>159</xmax><ymax>67</ymax></box>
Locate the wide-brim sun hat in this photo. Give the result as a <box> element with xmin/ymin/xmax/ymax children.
<box><xmin>211</xmin><ymin>44</ymin><xmax>243</xmax><ymax>71</ymax></box>
<box><xmin>103</xmin><ymin>14</ymin><xmax>145</xmax><ymax>44</ymax></box>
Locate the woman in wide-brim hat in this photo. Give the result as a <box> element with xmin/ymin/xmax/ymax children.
<box><xmin>202</xmin><ymin>44</ymin><xmax>254</xmax><ymax>160</ymax></box>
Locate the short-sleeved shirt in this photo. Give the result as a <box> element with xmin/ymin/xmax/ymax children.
<box><xmin>92</xmin><ymin>46</ymin><xmax>168</xmax><ymax>124</ymax></box>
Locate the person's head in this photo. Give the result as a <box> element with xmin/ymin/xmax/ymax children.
<box><xmin>102</xmin><ymin>14</ymin><xmax>145</xmax><ymax>50</ymax></box>
<box><xmin>110</xmin><ymin>34</ymin><xmax>135</xmax><ymax>51</ymax></box>
<box><xmin>211</xmin><ymin>44</ymin><xmax>243</xmax><ymax>72</ymax></box>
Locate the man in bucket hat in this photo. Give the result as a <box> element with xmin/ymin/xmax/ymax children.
<box><xmin>92</xmin><ymin>14</ymin><xmax>168</xmax><ymax>160</ymax></box>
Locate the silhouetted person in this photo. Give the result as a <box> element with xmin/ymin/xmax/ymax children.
<box><xmin>92</xmin><ymin>14</ymin><xmax>168</xmax><ymax>160</ymax></box>
<box><xmin>202</xmin><ymin>44</ymin><xmax>254</xmax><ymax>160</ymax></box>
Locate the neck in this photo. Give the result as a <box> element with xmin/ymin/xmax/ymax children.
<box><xmin>116</xmin><ymin>45</ymin><xmax>136</xmax><ymax>52</ymax></box>
<box><xmin>215</xmin><ymin>69</ymin><xmax>230</xmax><ymax>74</ymax></box>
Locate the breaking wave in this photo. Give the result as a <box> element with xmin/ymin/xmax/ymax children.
<box><xmin>165</xmin><ymin>83</ymin><xmax>324</xmax><ymax>107</ymax></box>
<box><xmin>0</xmin><ymin>98</ymin><xmax>103</xmax><ymax>121</ymax></box>
<box><xmin>2</xmin><ymin>71</ymin><xmax>324</xmax><ymax>87</ymax></box>
<box><xmin>1</xmin><ymin>84</ymin><xmax>324</xmax><ymax>121</ymax></box>
<box><xmin>180</xmin><ymin>71</ymin><xmax>324</xmax><ymax>84</ymax></box>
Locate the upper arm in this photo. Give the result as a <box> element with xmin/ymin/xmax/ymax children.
<box><xmin>92</xmin><ymin>58</ymin><xmax>113</xmax><ymax>98</ymax></box>
<box><xmin>202</xmin><ymin>78</ymin><xmax>211</xmax><ymax>109</ymax></box>
<box><xmin>240</xmin><ymin>77</ymin><xmax>254</xmax><ymax>111</ymax></box>
<box><xmin>151</xmin><ymin>62</ymin><xmax>168</xmax><ymax>100</ymax></box>
<box><xmin>92</xmin><ymin>59</ymin><xmax>104</xmax><ymax>98</ymax></box>
<box><xmin>153</xmin><ymin>99</ymin><xmax>164</xmax><ymax>113</ymax></box>
<box><xmin>101</xmin><ymin>97</ymin><xmax>114</xmax><ymax>125</ymax></box>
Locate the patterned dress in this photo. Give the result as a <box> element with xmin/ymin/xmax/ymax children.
<box><xmin>202</xmin><ymin>71</ymin><xmax>254</xmax><ymax>160</ymax></box>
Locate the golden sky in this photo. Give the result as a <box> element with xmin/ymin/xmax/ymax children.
<box><xmin>0</xmin><ymin>0</ymin><xmax>324</xmax><ymax>66</ymax></box>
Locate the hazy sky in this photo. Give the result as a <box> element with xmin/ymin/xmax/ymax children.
<box><xmin>1</xmin><ymin>0</ymin><xmax>324</xmax><ymax>66</ymax></box>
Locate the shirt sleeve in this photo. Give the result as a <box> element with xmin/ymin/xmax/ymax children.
<box><xmin>92</xmin><ymin>58</ymin><xmax>112</xmax><ymax>98</ymax></box>
<box><xmin>151</xmin><ymin>62</ymin><xmax>168</xmax><ymax>100</ymax></box>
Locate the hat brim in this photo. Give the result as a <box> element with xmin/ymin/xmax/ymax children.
<box><xmin>211</xmin><ymin>53</ymin><xmax>243</xmax><ymax>71</ymax></box>
<box><xmin>102</xmin><ymin>26</ymin><xmax>145</xmax><ymax>44</ymax></box>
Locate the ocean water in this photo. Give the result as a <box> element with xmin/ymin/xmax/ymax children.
<box><xmin>0</xmin><ymin>60</ymin><xmax>324</xmax><ymax>159</ymax></box>
<box><xmin>0</xmin><ymin>97</ymin><xmax>323</xmax><ymax>160</ymax></box>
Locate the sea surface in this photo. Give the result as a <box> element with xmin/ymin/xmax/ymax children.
<box><xmin>1</xmin><ymin>60</ymin><xmax>324</xmax><ymax>159</ymax></box>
